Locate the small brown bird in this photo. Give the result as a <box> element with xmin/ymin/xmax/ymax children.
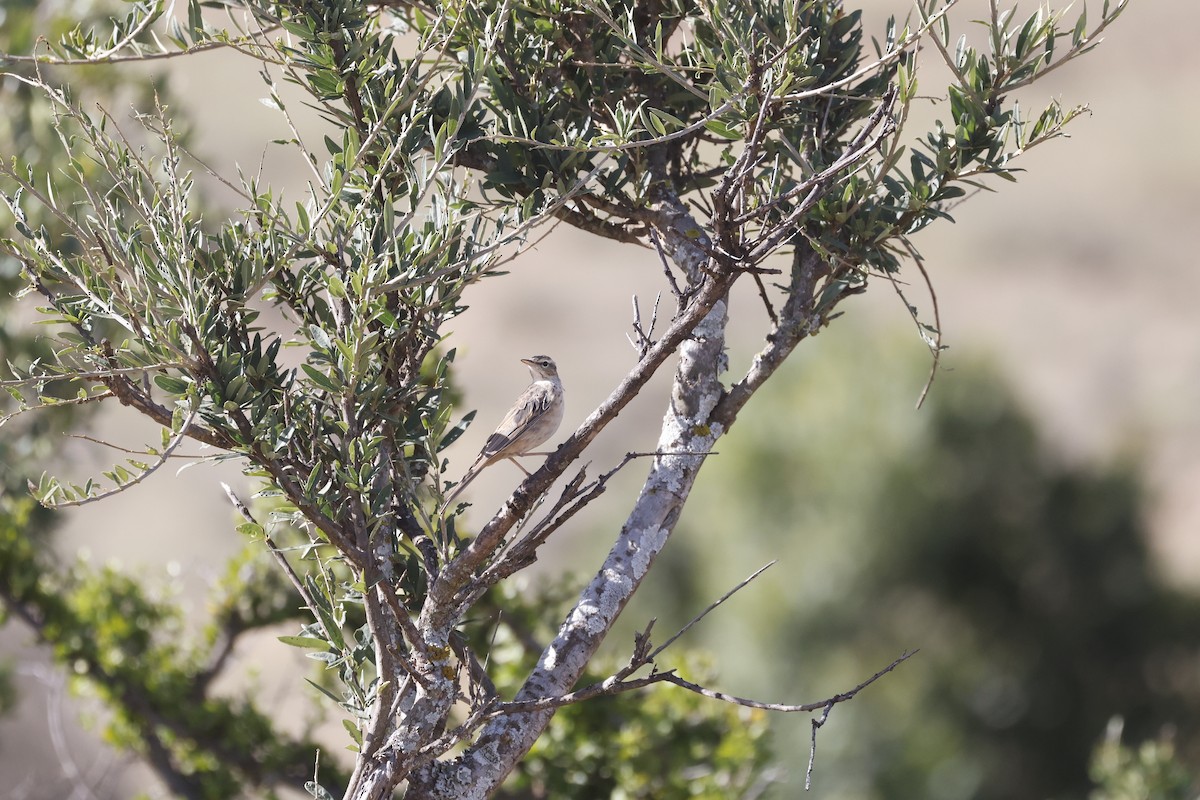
<box><xmin>442</xmin><ymin>355</ymin><xmax>565</xmax><ymax>508</ymax></box>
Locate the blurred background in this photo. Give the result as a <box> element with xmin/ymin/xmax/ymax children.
<box><xmin>1</xmin><ymin>0</ymin><xmax>1198</xmax><ymax>797</ymax></box>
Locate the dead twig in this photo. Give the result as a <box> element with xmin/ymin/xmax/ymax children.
<box><xmin>488</xmin><ymin>649</ymin><xmax>918</xmax><ymax>721</ymax></box>
<box><xmin>648</xmin><ymin>227</ymin><xmax>687</xmax><ymax>303</ymax></box>
<box><xmin>648</xmin><ymin>561</ymin><xmax>776</xmax><ymax>661</ymax></box>
<box><xmin>627</xmin><ymin>293</ymin><xmax>662</xmax><ymax>358</ymax></box>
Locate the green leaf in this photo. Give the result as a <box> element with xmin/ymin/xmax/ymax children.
<box><xmin>153</xmin><ymin>375</ymin><xmax>190</xmax><ymax>394</ymax></box>
<box><xmin>305</xmin><ymin>678</ymin><xmax>345</xmax><ymax>706</ymax></box>
<box><xmin>301</xmin><ymin>363</ymin><xmax>340</xmax><ymax>393</ymax></box>
<box><xmin>309</xmin><ymin>324</ymin><xmax>332</xmax><ymax>349</ymax></box>
<box><xmin>342</xmin><ymin>718</ymin><xmax>363</xmax><ymax>745</ymax></box>
<box><xmin>648</xmin><ymin>108</ymin><xmax>685</xmax><ymax>133</ymax></box>
<box><xmin>1072</xmin><ymin>7</ymin><xmax>1088</xmax><ymax>46</ymax></box>
<box><xmin>703</xmin><ymin>119</ymin><xmax>740</xmax><ymax>140</ymax></box>
<box><xmin>438</xmin><ymin>410</ymin><xmax>476</xmax><ymax>452</ymax></box>
<box><xmin>278</xmin><ymin>635</ymin><xmax>333</xmax><ymax>650</ymax></box>
<box><xmin>236</xmin><ymin>522</ymin><xmax>265</xmax><ymax>538</ymax></box>
<box><xmin>187</xmin><ymin>0</ymin><xmax>204</xmax><ymax>38</ymax></box>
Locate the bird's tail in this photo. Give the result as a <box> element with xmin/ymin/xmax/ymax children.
<box><xmin>440</xmin><ymin>460</ymin><xmax>484</xmax><ymax>513</ymax></box>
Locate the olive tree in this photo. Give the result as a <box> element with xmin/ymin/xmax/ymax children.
<box><xmin>0</xmin><ymin>0</ymin><xmax>1128</xmax><ymax>798</ymax></box>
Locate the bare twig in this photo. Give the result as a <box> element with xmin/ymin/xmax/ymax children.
<box><xmin>0</xmin><ymin>363</ymin><xmax>186</xmax><ymax>388</ymax></box>
<box><xmin>64</xmin><ymin>432</ymin><xmax>206</xmax><ymax>460</ymax></box>
<box><xmin>648</xmin><ymin>561</ymin><xmax>775</xmax><ymax>661</ymax></box>
<box><xmin>0</xmin><ymin>390</ymin><xmax>112</xmax><ymax>430</ymax></box>
<box><xmin>807</xmin><ymin>703</ymin><xmax>831</xmax><ymax>790</ymax></box>
<box><xmin>648</xmin><ymin>227</ymin><xmax>686</xmax><ymax>302</ymax></box>
<box><xmin>376</xmin><ymin>579</ymin><xmax>434</xmax><ymax>677</ymax></box>
<box><xmin>750</xmin><ymin>271</ymin><xmax>779</xmax><ymax>325</ymax></box>
<box><xmin>464</xmin><ymin>462</ymin><xmax>621</xmax><ymax>610</ymax></box>
<box><xmin>485</xmin><ymin>449</ymin><xmax>712</xmax><ymax>584</ymax></box>
<box><xmin>488</xmin><ymin>649</ymin><xmax>917</xmax><ymax>721</ymax></box>
<box><xmin>450</xmin><ymin>630</ymin><xmax>498</xmax><ymax>702</ymax></box>
<box><xmin>222</xmin><ymin>483</ymin><xmax>313</xmax><ymax>613</ymax></box>
<box><xmin>627</xmin><ymin>293</ymin><xmax>662</xmax><ymax>357</ymax></box>
<box><xmin>889</xmin><ymin>238</ymin><xmax>944</xmax><ymax>410</ymax></box>
<box><xmin>805</xmin><ymin>649</ymin><xmax>918</xmax><ymax>788</ymax></box>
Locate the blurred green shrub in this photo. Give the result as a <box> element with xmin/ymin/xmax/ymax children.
<box><xmin>634</xmin><ymin>328</ymin><xmax>1200</xmax><ymax>799</ymax></box>
<box><xmin>1091</xmin><ymin>718</ymin><xmax>1194</xmax><ymax>800</ymax></box>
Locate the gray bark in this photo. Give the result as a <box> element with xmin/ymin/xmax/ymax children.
<box><xmin>405</xmin><ymin>186</ymin><xmax>729</xmax><ymax>799</ymax></box>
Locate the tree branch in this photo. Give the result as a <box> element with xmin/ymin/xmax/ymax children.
<box><xmin>424</xmin><ymin>268</ymin><xmax>735</xmax><ymax>627</ymax></box>
<box><xmin>409</xmin><ymin>165</ymin><xmax>729</xmax><ymax>799</ymax></box>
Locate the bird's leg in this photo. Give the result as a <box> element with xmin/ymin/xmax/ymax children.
<box><xmin>507</xmin><ymin>457</ymin><xmax>533</xmax><ymax>477</ymax></box>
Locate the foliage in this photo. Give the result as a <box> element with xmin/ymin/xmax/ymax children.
<box><xmin>0</xmin><ymin>0</ymin><xmax>1132</xmax><ymax>797</ymax></box>
<box><xmin>0</xmin><ymin>489</ymin><xmax>336</xmax><ymax>797</ymax></box>
<box><xmin>477</xmin><ymin>579</ymin><xmax>772</xmax><ymax>799</ymax></box>
<box><xmin>0</xmin><ymin>4</ymin><xmax>331</xmax><ymax>795</ymax></box>
<box><xmin>515</xmin><ymin>656</ymin><xmax>770</xmax><ymax>800</ymax></box>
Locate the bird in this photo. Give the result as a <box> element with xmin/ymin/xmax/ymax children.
<box><xmin>442</xmin><ymin>355</ymin><xmax>565</xmax><ymax>509</ymax></box>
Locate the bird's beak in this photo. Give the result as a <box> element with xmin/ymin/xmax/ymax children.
<box><xmin>519</xmin><ymin>357</ymin><xmax>534</xmax><ymax>366</ymax></box>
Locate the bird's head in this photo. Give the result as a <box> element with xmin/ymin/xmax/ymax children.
<box><xmin>521</xmin><ymin>355</ymin><xmax>558</xmax><ymax>381</ymax></box>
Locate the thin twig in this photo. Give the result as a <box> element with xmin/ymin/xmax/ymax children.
<box><xmin>750</xmin><ymin>271</ymin><xmax>778</xmax><ymax>324</ymax></box>
<box><xmin>805</xmin><ymin>649</ymin><xmax>918</xmax><ymax>788</ymax></box>
<box><xmin>648</xmin><ymin>561</ymin><xmax>776</xmax><ymax>661</ymax></box>
<box><xmin>626</xmin><ymin>294</ymin><xmax>661</xmax><ymax>357</ymax></box>
<box><xmin>34</xmin><ymin>405</ymin><xmax>198</xmax><ymax>508</ymax></box>
<box><xmin>462</xmin><ymin>450</ymin><xmax>715</xmax><ymax>615</ymax></box>
<box><xmin>0</xmin><ymin>363</ymin><xmax>186</xmax><ymax>388</ymax></box>
<box><xmin>0</xmin><ymin>391</ymin><xmax>112</xmax><ymax>430</ymax></box>
<box><xmin>807</xmin><ymin>702</ymin><xmax>831</xmax><ymax>790</ymax></box>
<box><xmin>64</xmin><ymin>433</ymin><xmax>206</xmax><ymax>460</ymax></box>
<box><xmin>890</xmin><ymin>238</ymin><xmax>944</xmax><ymax>410</ymax></box>
<box><xmin>375</xmin><ymin>579</ymin><xmax>434</xmax><ymax>685</ymax></box>
<box><xmin>219</xmin><ymin>480</ymin><xmax>365</xmax><ymax>673</ymax></box>
<box><xmin>489</xmin><ymin>649</ymin><xmax>918</xmax><ymax>719</ymax></box>
<box><xmin>648</xmin><ymin>227</ymin><xmax>686</xmax><ymax>302</ymax></box>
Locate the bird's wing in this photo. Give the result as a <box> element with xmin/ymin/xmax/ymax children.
<box><xmin>480</xmin><ymin>384</ymin><xmax>553</xmax><ymax>458</ymax></box>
